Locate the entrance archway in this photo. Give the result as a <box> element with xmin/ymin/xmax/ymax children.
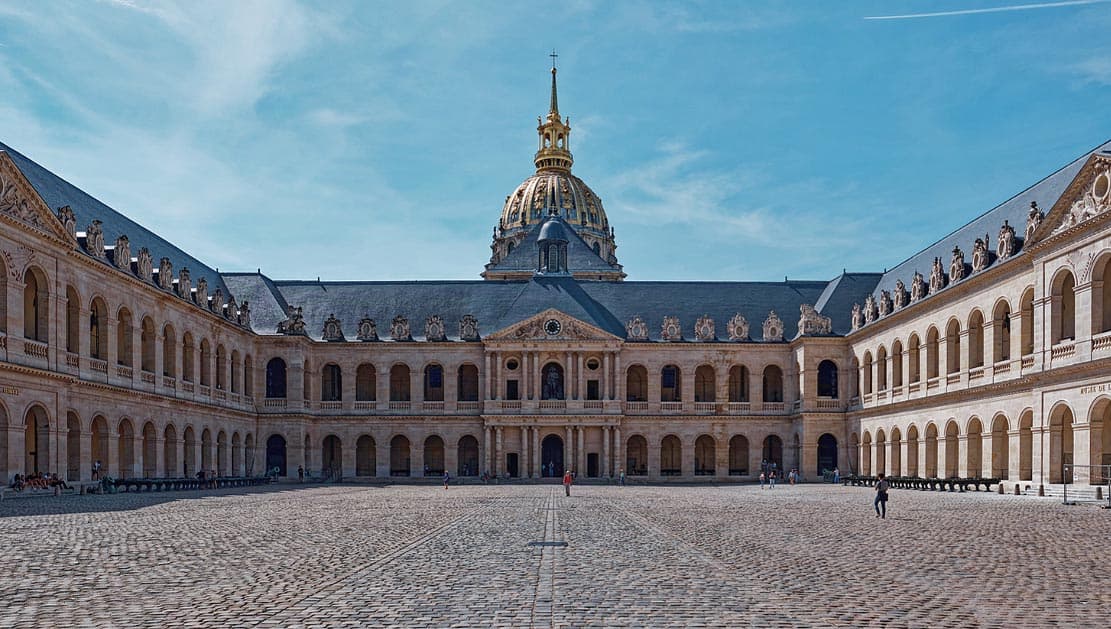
<box><xmin>817</xmin><ymin>433</ymin><xmax>837</xmax><ymax>475</ymax></box>
<box><xmin>356</xmin><ymin>435</ymin><xmax>376</xmax><ymax>476</ymax></box>
<box><xmin>265</xmin><ymin>434</ymin><xmax>287</xmax><ymax>476</ymax></box>
<box><xmin>991</xmin><ymin>414</ymin><xmax>1009</xmax><ymax>479</ymax></box>
<box><xmin>67</xmin><ymin>412</ymin><xmax>81</xmax><ymax>481</ymax></box>
<box><xmin>541</xmin><ymin>434</ymin><xmax>564</xmax><ymax>477</ymax></box>
<box><xmin>762</xmin><ymin>434</ymin><xmax>783</xmax><ymax>471</ymax></box>
<box><xmin>118</xmin><ymin>419</ymin><xmax>135</xmax><ymax>479</ymax></box>
<box><xmin>390</xmin><ymin>435</ymin><xmax>410</xmax><ymax>476</ymax></box>
<box><xmin>23</xmin><ymin>405</ymin><xmax>50</xmax><ymax>475</ymax></box>
<box><xmin>729</xmin><ymin>435</ymin><xmax>749</xmax><ymax>475</ymax></box>
<box><xmin>626</xmin><ymin>435</ymin><xmax>647</xmax><ymax>476</ymax></box>
<box><xmin>424</xmin><ymin>435</ymin><xmax>445</xmax><ymax>475</ymax></box>
<box><xmin>1049</xmin><ymin>404</ymin><xmax>1074</xmax><ymax>483</ymax></box>
<box><xmin>322</xmin><ymin>435</ymin><xmax>341</xmax><ymax>478</ymax></box>
<box><xmin>164</xmin><ymin>425</ymin><xmax>178</xmax><ymax>478</ymax></box>
<box><xmin>457</xmin><ymin>435</ymin><xmax>479</xmax><ymax>476</ymax></box>
<box><xmin>660</xmin><ymin>435</ymin><xmax>681</xmax><ymax>476</ymax></box>
<box><xmin>694</xmin><ymin>435</ymin><xmax>715</xmax><ymax>475</ymax></box>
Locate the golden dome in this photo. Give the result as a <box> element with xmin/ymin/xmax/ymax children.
<box><xmin>499</xmin><ymin>170</ymin><xmax>609</xmax><ymax>238</ymax></box>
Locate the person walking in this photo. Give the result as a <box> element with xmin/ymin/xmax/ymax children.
<box><xmin>769</xmin><ymin>470</ymin><xmax>777</xmax><ymax>489</ymax></box>
<box><xmin>298</xmin><ymin>465</ymin><xmax>304</xmax><ymax>483</ymax></box>
<box><xmin>619</xmin><ymin>468</ymin><xmax>626</xmax><ymax>486</ymax></box>
<box><xmin>92</xmin><ymin>460</ymin><xmax>102</xmax><ymax>481</ymax></box>
<box><xmin>759</xmin><ymin>471</ymin><xmax>766</xmax><ymax>489</ymax></box>
<box><xmin>833</xmin><ymin>467</ymin><xmax>840</xmax><ymax>484</ymax></box>
<box><xmin>443</xmin><ymin>470</ymin><xmax>451</xmax><ymax>489</ymax></box>
<box><xmin>562</xmin><ymin>469</ymin><xmax>573</xmax><ymax>496</ymax></box>
<box><xmin>874</xmin><ymin>473</ymin><xmax>890</xmax><ymax>519</ymax></box>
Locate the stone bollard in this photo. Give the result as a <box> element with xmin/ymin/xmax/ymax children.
<box><xmin>1097</xmin><ymin>486</ymin><xmax>1104</xmax><ymax>501</ymax></box>
<box><xmin>1014</xmin><ymin>485</ymin><xmax>1020</xmax><ymax>496</ymax></box>
<box><xmin>1038</xmin><ymin>484</ymin><xmax>1045</xmax><ymax>497</ymax></box>
<box><xmin>997</xmin><ymin>484</ymin><xmax>1004</xmax><ymax>494</ymax></box>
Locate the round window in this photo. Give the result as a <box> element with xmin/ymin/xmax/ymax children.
<box><xmin>506</xmin><ymin>359</ymin><xmax>519</xmax><ymax>371</ymax></box>
<box><xmin>1094</xmin><ymin>173</ymin><xmax>1110</xmax><ymax>199</ymax></box>
<box><xmin>586</xmin><ymin>358</ymin><xmax>600</xmax><ymax>370</ymax></box>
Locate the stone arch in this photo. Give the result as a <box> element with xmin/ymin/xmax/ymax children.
<box><xmin>230</xmin><ymin>349</ymin><xmax>241</xmax><ymax>394</ymax></box>
<box><xmin>22</xmin><ymin>265</ymin><xmax>50</xmax><ymax>343</ymax></box>
<box><xmin>762</xmin><ymin>365</ymin><xmax>783</xmax><ymax>403</ymax></box>
<box><xmin>694</xmin><ymin>365</ymin><xmax>715</xmax><ymax>402</ymax></box>
<box><xmin>906</xmin><ymin>424</ymin><xmax>920</xmax><ymax>477</ymax></box>
<box><xmin>423</xmin><ymin>363</ymin><xmax>445</xmax><ymax>402</ymax></box>
<box><xmin>626</xmin><ymin>434</ymin><xmax>648</xmax><ymax>475</ymax></box>
<box><xmin>321</xmin><ymin>363</ymin><xmax>342</xmax><ymax>401</ymax></box>
<box><xmin>694</xmin><ymin>434</ymin><xmax>715</xmax><ymax>475</ymax></box>
<box><xmin>762</xmin><ymin>434</ymin><xmax>784</xmax><ymax>471</ymax></box>
<box><xmin>861</xmin><ymin>430</ymin><xmax>873</xmax><ymax>476</ymax></box>
<box><xmin>925</xmin><ymin>326</ymin><xmax>940</xmax><ymax>379</ymax></box>
<box><xmin>907</xmin><ymin>333</ymin><xmax>921</xmax><ymax>383</ymax></box>
<box><xmin>162</xmin><ymin>323</ymin><xmax>177</xmax><ymax>378</ymax></box>
<box><xmin>356</xmin><ymin>435</ymin><xmax>376</xmax><ymax>476</ymax></box>
<box><xmin>966</xmin><ymin>417</ymin><xmax>983</xmax><ymax>478</ymax></box>
<box><xmin>660</xmin><ymin>365</ymin><xmax>681</xmax><ymax>402</ymax></box>
<box><xmin>265</xmin><ymin>357</ymin><xmax>287</xmax><ymax>398</ymax></box>
<box><xmin>66</xmin><ymin>411</ymin><xmax>81</xmax><ymax>480</ymax></box>
<box><xmin>183</xmin><ymin>425</ymin><xmax>197</xmax><ymax>477</ymax></box>
<box><xmin>728</xmin><ymin>434</ymin><xmax>750</xmax><ymax>475</ymax></box>
<box><xmin>118</xmin><ymin>417</ymin><xmax>136</xmax><ymax>478</ymax></box>
<box><xmin>1050</xmin><ymin>267</ymin><xmax>1077</xmax><ymax>344</ymax></box>
<box><xmin>945</xmin><ymin>319</ymin><xmax>961</xmax><ymax>375</ymax></box>
<box><xmin>625</xmin><ymin>365</ymin><xmax>648</xmax><ymax>402</ymax></box>
<box><xmin>861</xmin><ymin>351</ymin><xmax>873</xmax><ymax>394</ymax></box>
<box><xmin>890</xmin><ymin>341</ymin><xmax>903</xmax><ymax>389</ymax></box>
<box><xmin>389</xmin><ymin>364</ymin><xmax>411</xmax><ymax>401</ymax></box>
<box><xmin>849</xmin><ymin>432</ymin><xmax>859</xmax><ymax>472</ymax></box>
<box><xmin>91</xmin><ymin>414</ymin><xmax>109</xmax><ymax>477</ymax></box>
<box><xmin>817</xmin><ymin>360</ymin><xmax>838</xmax><ymax>398</ymax></box>
<box><xmin>990</xmin><ymin>413</ymin><xmax>1009</xmax><ymax>479</ymax></box>
<box><xmin>876</xmin><ymin>345</ymin><xmax>888</xmax><ymax>391</ymax></box>
<box><xmin>322</xmin><ymin>434</ymin><xmax>341</xmax><ymax>478</ymax></box>
<box><xmin>217</xmin><ymin>430</ymin><xmax>229</xmax><ymax>476</ymax></box>
<box><xmin>889</xmin><ymin>426</ymin><xmax>902</xmax><ymax>476</ymax></box>
<box><xmin>22</xmin><ymin>404</ymin><xmax>51</xmax><ymax>475</ymax></box>
<box><xmin>944</xmin><ymin>420</ymin><xmax>960</xmax><ymax>478</ymax></box>
<box><xmin>117</xmin><ymin>306</ymin><xmax>134</xmax><ymax>367</ymax></box>
<box><xmin>142</xmin><ymin>421</ymin><xmax>157</xmax><ymax>477</ymax></box>
<box><xmin>817</xmin><ymin>433</ymin><xmax>837</xmax><ymax>476</ymax></box>
<box><xmin>457</xmin><ymin>435</ymin><xmax>479</xmax><ymax>476</ymax></box>
<box><xmin>875</xmin><ymin>428</ymin><xmax>887</xmax><ymax>475</ymax></box>
<box><xmin>163</xmin><ymin>424</ymin><xmax>178</xmax><ymax>477</ymax></box>
<box><xmin>457</xmin><ymin>364</ymin><xmax>479</xmax><ymax>401</ymax></box>
<box><xmin>65</xmin><ymin>285</ymin><xmax>80</xmax><ymax>353</ymax></box>
<box><xmin>231</xmin><ymin>432</ymin><xmax>242</xmax><ymax>475</ymax></box>
<box><xmin>355</xmin><ymin>364</ymin><xmax>377</xmax><ymax>401</ymax></box>
<box><xmin>992</xmin><ymin>298</ymin><xmax>1012</xmax><ymax>363</ymax></box>
<box><xmin>1020</xmin><ymin>287</ymin><xmax>1035</xmax><ymax>356</ymax></box>
<box><xmin>89</xmin><ymin>296</ymin><xmax>109</xmax><ymax>360</ymax></box>
<box><xmin>728</xmin><ymin>365</ymin><xmax>749</xmax><ymax>402</ymax></box>
<box><xmin>243</xmin><ymin>355</ymin><xmax>254</xmax><ymax>398</ymax></box>
<box><xmin>660</xmin><ymin>434</ymin><xmax>682</xmax><ymax>475</ymax></box>
<box><xmin>424</xmin><ymin>434</ymin><xmax>445</xmax><ymax>475</ymax></box>
<box><xmin>968</xmin><ymin>309</ymin><xmax>986</xmax><ymax>369</ymax></box>
<box><xmin>215</xmin><ymin>344</ymin><xmax>228</xmax><ymax>390</ymax></box>
<box><xmin>244</xmin><ymin>433</ymin><xmax>255</xmax><ymax>475</ymax></box>
<box><xmin>1048</xmin><ymin>402</ymin><xmax>1074</xmax><ymax>483</ymax></box>
<box><xmin>265</xmin><ymin>433</ymin><xmax>287</xmax><ymax>476</ymax></box>
<box><xmin>140</xmin><ymin>316</ymin><xmax>156</xmax><ymax>373</ymax></box>
<box><xmin>201</xmin><ymin>427</ymin><xmax>213</xmax><ymax>474</ymax></box>
<box><xmin>199</xmin><ymin>338</ymin><xmax>212</xmax><ymax>386</ymax></box>
<box><xmin>390</xmin><ymin>434</ymin><xmax>411</xmax><ymax>476</ymax></box>
<box><xmin>541</xmin><ymin>361</ymin><xmax>566</xmax><ymax>400</ymax></box>
<box><xmin>181</xmin><ymin>331</ymin><xmax>195</xmax><ymax>382</ymax></box>
<box><xmin>1088</xmin><ymin>397</ymin><xmax>1111</xmax><ymax>483</ymax></box>
<box><xmin>1091</xmin><ymin>251</ymin><xmax>1111</xmax><ymax>334</ymax></box>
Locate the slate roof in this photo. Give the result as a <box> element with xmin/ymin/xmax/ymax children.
<box><xmin>870</xmin><ymin>139</ymin><xmax>1111</xmax><ymax>302</ymax></box>
<box><xmin>0</xmin><ymin>141</ymin><xmax>230</xmax><ymax>298</ymax></box>
<box><xmin>222</xmin><ymin>272</ymin><xmax>876</xmax><ymax>341</ymax></box>
<box><xmin>485</xmin><ymin>216</ymin><xmax>622</xmax><ymax>275</ymax></box>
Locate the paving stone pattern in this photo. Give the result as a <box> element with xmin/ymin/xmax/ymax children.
<box><xmin>0</xmin><ymin>484</ymin><xmax>1107</xmax><ymax>627</ymax></box>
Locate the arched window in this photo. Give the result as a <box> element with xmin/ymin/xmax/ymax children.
<box><xmin>1020</xmin><ymin>287</ymin><xmax>1034</xmax><ymax>356</ymax></box>
<box><xmin>199</xmin><ymin>339</ymin><xmax>212</xmax><ymax>386</ymax></box>
<box><xmin>424</xmin><ymin>364</ymin><xmax>444</xmax><ymax>401</ymax></box>
<box><xmin>161</xmin><ymin>324</ymin><xmax>177</xmax><ymax>377</ymax></box>
<box><xmin>457</xmin><ymin>364</ymin><xmax>479</xmax><ymax>401</ymax></box>
<box><xmin>265</xmin><ymin>358</ymin><xmax>287</xmax><ymax>398</ymax></box>
<box><xmin>876</xmin><ymin>346</ymin><xmax>888</xmax><ymax>391</ymax></box>
<box><xmin>660</xmin><ymin>365</ymin><xmax>681</xmax><ymax>402</ymax></box>
<box><xmin>231</xmin><ymin>350</ymin><xmax>241</xmax><ymax>393</ymax></box>
<box><xmin>861</xmin><ymin>352</ymin><xmax>873</xmax><ymax>394</ymax></box>
<box><xmin>728</xmin><ymin>366</ymin><xmax>748</xmax><ymax>402</ymax></box>
<box><xmin>908</xmin><ymin>334</ymin><xmax>921</xmax><ymax>383</ymax></box>
<box><xmin>243</xmin><ymin>355</ymin><xmax>254</xmax><ymax>397</ymax></box>
<box><xmin>694</xmin><ymin>365</ymin><xmax>715</xmax><ymax>402</ymax></box>
<box><xmin>1051</xmin><ymin>269</ymin><xmax>1077</xmax><ymax>344</ymax></box>
<box><xmin>22</xmin><ymin>267</ymin><xmax>49</xmax><ymax>342</ymax></box>
<box><xmin>968</xmin><ymin>310</ymin><xmax>985</xmax><ymax>368</ymax></box>
<box><xmin>356</xmin><ymin>364</ymin><xmax>376</xmax><ymax>401</ymax></box>
<box><xmin>945</xmin><ymin>320</ymin><xmax>961</xmax><ymax>374</ymax></box>
<box><xmin>762</xmin><ymin>365</ymin><xmax>783</xmax><ymax>403</ymax></box>
<box><xmin>390</xmin><ymin>364</ymin><xmax>411</xmax><ymax>401</ymax></box>
<box><xmin>215</xmin><ymin>344</ymin><xmax>227</xmax><ymax>390</ymax></box>
<box><xmin>65</xmin><ymin>286</ymin><xmax>80</xmax><ymax>353</ymax></box>
<box><xmin>626</xmin><ymin>365</ymin><xmax>648</xmax><ymax>402</ymax></box>
<box><xmin>181</xmin><ymin>332</ymin><xmax>195</xmax><ymax>382</ymax></box>
<box><xmin>891</xmin><ymin>341</ymin><xmax>903</xmax><ymax>388</ymax></box>
<box><xmin>1096</xmin><ymin>254</ymin><xmax>1111</xmax><ymax>334</ymax></box>
<box><xmin>321</xmin><ymin>364</ymin><xmax>342</xmax><ymax>401</ymax></box>
<box><xmin>116</xmin><ymin>308</ymin><xmax>134</xmax><ymax>366</ymax></box>
<box><xmin>926</xmin><ymin>327</ymin><xmax>940</xmax><ymax>379</ymax></box>
<box><xmin>140</xmin><ymin>317</ymin><xmax>156</xmax><ymax>373</ymax></box>
<box><xmin>992</xmin><ymin>300</ymin><xmax>1011</xmax><ymax>363</ymax></box>
<box><xmin>817</xmin><ymin>360</ymin><xmax>838</xmax><ymax>398</ymax></box>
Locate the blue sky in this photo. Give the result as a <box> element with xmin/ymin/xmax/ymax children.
<box><xmin>1</xmin><ymin>0</ymin><xmax>1109</xmax><ymax>282</ymax></box>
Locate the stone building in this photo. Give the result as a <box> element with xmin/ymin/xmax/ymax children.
<box><xmin>1</xmin><ymin>66</ymin><xmax>1109</xmax><ymax>489</ymax></box>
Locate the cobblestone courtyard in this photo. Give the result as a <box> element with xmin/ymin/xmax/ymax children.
<box><xmin>0</xmin><ymin>483</ymin><xmax>1107</xmax><ymax>628</ymax></box>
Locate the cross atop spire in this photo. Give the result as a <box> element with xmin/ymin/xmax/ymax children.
<box><xmin>534</xmin><ymin>55</ymin><xmax>573</xmax><ymax>172</ymax></box>
<box><xmin>550</xmin><ymin>49</ymin><xmax>558</xmax><ymax>69</ymax></box>
<box><xmin>549</xmin><ymin>50</ymin><xmax>559</xmax><ymax>116</ymax></box>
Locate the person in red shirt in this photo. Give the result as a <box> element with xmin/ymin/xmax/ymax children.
<box><xmin>562</xmin><ymin>470</ymin><xmax>573</xmax><ymax>496</ymax></box>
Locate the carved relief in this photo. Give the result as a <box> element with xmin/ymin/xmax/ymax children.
<box><xmin>136</xmin><ymin>247</ymin><xmax>153</xmax><ymax>281</ymax></box>
<box><xmin>211</xmin><ymin>288</ymin><xmax>223</xmax><ymax>313</ymax></box>
<box><xmin>56</xmin><ymin>206</ymin><xmax>76</xmax><ymax>238</ymax></box>
<box><xmin>949</xmin><ymin>246</ymin><xmax>966</xmax><ymax>283</ymax></box>
<box><xmin>893</xmin><ymin>279</ymin><xmax>907</xmax><ymax>310</ymax></box>
<box><xmin>797</xmin><ymin>304</ymin><xmax>831</xmax><ymax>336</ymax></box>
<box><xmin>391</xmin><ymin>315</ymin><xmax>412</xmax><ymax>341</ymax></box>
<box><xmin>0</xmin><ymin>168</ymin><xmax>47</xmax><ymax>231</ymax></box>
<box><xmin>113</xmin><ymin>235</ymin><xmax>131</xmax><ymax>270</ymax></box>
<box><xmin>277</xmin><ymin>305</ymin><xmax>306</xmax><ymax>335</ymax></box>
<box><xmin>929</xmin><ymin>257</ymin><xmax>946</xmax><ymax>293</ymax></box>
<box><xmin>661</xmin><ymin>316</ymin><xmax>682</xmax><ymax>341</ymax></box>
<box><xmin>512</xmin><ymin>319</ymin><xmax>544</xmax><ymax>339</ymax></box>
<box><xmin>357</xmin><ymin>317</ymin><xmax>378</xmax><ymax>341</ymax></box>
<box><xmin>1024</xmin><ymin>201</ymin><xmax>1043</xmax><ymax>243</ymax></box>
<box><xmin>626</xmin><ymin>316</ymin><xmax>648</xmax><ymax>341</ymax></box>
<box><xmin>851</xmin><ymin>303</ymin><xmax>863</xmax><ymax>331</ymax></box>
<box><xmin>158</xmin><ymin>257</ymin><xmax>173</xmax><ymax>289</ymax></box>
<box><xmin>694</xmin><ymin>315</ymin><xmax>715</xmax><ymax>341</ymax></box>
<box><xmin>911</xmin><ymin>270</ymin><xmax>927</xmax><ymax>302</ymax></box>
<box><xmin>863</xmin><ymin>295</ymin><xmax>877</xmax><ymax>324</ymax></box>
<box><xmin>971</xmin><ymin>235</ymin><xmax>990</xmax><ymax>273</ymax></box>
<box><xmin>225</xmin><ymin>295</ymin><xmax>237</xmax><ymax>320</ymax></box>
<box><xmin>878</xmin><ymin>290</ymin><xmax>893</xmax><ymax>317</ymax></box>
<box><xmin>194</xmin><ymin>277</ymin><xmax>208</xmax><ymax>308</ymax></box>
<box><xmin>425</xmin><ymin>315</ymin><xmax>447</xmax><ymax>341</ymax></box>
<box><xmin>86</xmin><ymin>220</ymin><xmax>105</xmax><ymax>258</ymax></box>
<box><xmin>177</xmin><ymin>267</ymin><xmax>191</xmax><ymax>299</ymax></box>
<box><xmin>762</xmin><ymin>310</ymin><xmax>784</xmax><ymax>342</ymax></box>
<box><xmin>726</xmin><ymin>313</ymin><xmax>749</xmax><ymax>341</ymax></box>
<box><xmin>997</xmin><ymin>220</ymin><xmax>1015</xmax><ymax>260</ymax></box>
<box><xmin>459</xmin><ymin>314</ymin><xmax>480</xmax><ymax>341</ymax></box>
<box><xmin>238</xmin><ymin>301</ymin><xmax>251</xmax><ymax>327</ymax></box>
<box><xmin>322</xmin><ymin>314</ymin><xmax>344</xmax><ymax>341</ymax></box>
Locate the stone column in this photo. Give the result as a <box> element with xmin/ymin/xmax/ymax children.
<box><xmin>957</xmin><ymin>435</ymin><xmax>969</xmax><ymax>477</ymax></box>
<box><xmin>900</xmin><ymin>439</ymin><xmax>911</xmax><ymax>477</ymax></box>
<box><xmin>410</xmin><ymin>367</ymin><xmax>423</xmax><ymax>405</ymax></box>
<box><xmin>614</xmin><ymin>426</ymin><xmax>623</xmax><ymax>475</ymax></box>
<box><xmin>495</xmin><ymin>351</ymin><xmax>502</xmax><ymax>400</ymax></box>
<box><xmin>535</xmin><ymin>353</ymin><xmax>543</xmax><ymax>401</ymax></box>
<box><xmin>533</xmin><ymin>426</ymin><xmax>542</xmax><ymax>478</ymax></box>
<box><xmin>564</xmin><ymin>426</ymin><xmax>573</xmax><ymax>474</ymax></box>
<box><xmin>494</xmin><ymin>426</ymin><xmax>504</xmax><ymax>476</ymax></box>
<box><xmin>522</xmin><ymin>352</ymin><xmax>529</xmax><ymax>400</ymax></box>
<box><xmin>648</xmin><ymin>430</ymin><xmax>661</xmax><ymax>481</ymax></box>
<box><xmin>483</xmin><ymin>426</ymin><xmax>492</xmax><ymax>475</ymax></box>
<box><xmin>484</xmin><ymin>353</ymin><xmax>492</xmax><ymax>400</ymax></box>
<box><xmin>519</xmin><ymin>427</ymin><xmax>527</xmax><ymax>479</ymax></box>
<box><xmin>982</xmin><ymin>431</ymin><xmax>995</xmax><ymax>478</ymax></box>
<box><xmin>577</xmin><ymin>425</ymin><xmax>585</xmax><ymax>474</ymax></box>
<box><xmin>918</xmin><ymin>438</ymin><xmax>928</xmax><ymax>478</ymax></box>
<box><xmin>614</xmin><ymin>354</ymin><xmax>623</xmax><ymax>402</ymax></box>
<box><xmin>603</xmin><ymin>352</ymin><xmax>611</xmax><ymax>400</ymax></box>
<box><xmin>716</xmin><ymin>432</ymin><xmax>730</xmax><ymax>479</ymax></box>
<box><xmin>1007</xmin><ymin>429</ymin><xmax>1022</xmax><ymax>482</ymax></box>
<box><xmin>602</xmin><ymin>425</ymin><xmax>610</xmax><ymax>478</ymax></box>
<box><xmin>577</xmin><ymin>354</ymin><xmax>585</xmax><ymax>400</ymax></box>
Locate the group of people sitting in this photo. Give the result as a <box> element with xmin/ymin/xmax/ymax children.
<box><xmin>9</xmin><ymin>472</ymin><xmax>72</xmax><ymax>492</ymax></box>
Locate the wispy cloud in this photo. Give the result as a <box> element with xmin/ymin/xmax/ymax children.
<box><xmin>865</xmin><ymin>0</ymin><xmax>1109</xmax><ymax>20</ymax></box>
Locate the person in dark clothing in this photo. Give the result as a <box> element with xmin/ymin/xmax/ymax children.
<box><xmin>874</xmin><ymin>473</ymin><xmax>890</xmax><ymax>519</ymax></box>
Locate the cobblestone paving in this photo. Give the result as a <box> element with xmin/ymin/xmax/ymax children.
<box><xmin>0</xmin><ymin>483</ymin><xmax>1107</xmax><ymax>627</ymax></box>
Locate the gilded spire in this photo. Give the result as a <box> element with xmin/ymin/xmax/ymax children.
<box><xmin>535</xmin><ymin>51</ymin><xmax>573</xmax><ymax>172</ymax></box>
<box><xmin>549</xmin><ymin>49</ymin><xmax>559</xmax><ymax>117</ymax></box>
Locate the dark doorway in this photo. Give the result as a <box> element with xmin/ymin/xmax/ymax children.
<box><xmin>587</xmin><ymin>453</ymin><xmax>599</xmax><ymax>477</ymax></box>
<box><xmin>541</xmin><ymin>434</ymin><xmax>564</xmax><ymax>477</ymax></box>
<box><xmin>762</xmin><ymin>435</ymin><xmax>784</xmax><ymax>471</ymax></box>
<box><xmin>506</xmin><ymin>453</ymin><xmax>519</xmax><ymax>478</ymax></box>
<box><xmin>817</xmin><ymin>433</ymin><xmax>838</xmax><ymax>475</ymax></box>
<box><xmin>265</xmin><ymin>435</ymin><xmax>287</xmax><ymax>476</ymax></box>
<box><xmin>322</xmin><ymin>435</ymin><xmax>341</xmax><ymax>478</ymax></box>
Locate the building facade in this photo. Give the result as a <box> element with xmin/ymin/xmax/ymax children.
<box><xmin>1</xmin><ymin>68</ymin><xmax>1109</xmax><ymax>489</ymax></box>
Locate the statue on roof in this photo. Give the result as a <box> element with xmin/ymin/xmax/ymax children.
<box><xmin>878</xmin><ymin>290</ymin><xmax>893</xmax><ymax>317</ymax></box>
<box><xmin>727</xmin><ymin>313</ymin><xmax>750</xmax><ymax>341</ymax></box>
<box><xmin>391</xmin><ymin>315</ymin><xmax>412</xmax><ymax>341</ymax></box>
<box><xmin>694</xmin><ymin>315</ymin><xmax>715</xmax><ymax>341</ymax></box>
<box><xmin>357</xmin><ymin>316</ymin><xmax>378</xmax><ymax>341</ymax></box>
<box><xmin>113</xmin><ymin>235</ymin><xmax>131</xmax><ymax>270</ymax></box>
<box><xmin>762</xmin><ymin>310</ymin><xmax>784</xmax><ymax>341</ymax></box>
<box><xmin>949</xmin><ymin>246</ymin><xmax>966</xmax><ymax>283</ymax></box>
<box><xmin>798</xmin><ymin>304</ymin><xmax>831</xmax><ymax>336</ymax></box>
<box><xmin>626</xmin><ymin>315</ymin><xmax>648</xmax><ymax>341</ymax></box>
<box><xmin>56</xmin><ymin>206</ymin><xmax>76</xmax><ymax>239</ymax></box>
<box><xmin>911</xmin><ymin>270</ymin><xmax>927</xmax><ymax>302</ymax></box>
<box><xmin>238</xmin><ymin>301</ymin><xmax>251</xmax><ymax>327</ymax></box>
<box><xmin>1024</xmin><ymin>201</ymin><xmax>1043</xmax><ymax>243</ymax></box>
<box><xmin>425</xmin><ymin>315</ymin><xmax>447</xmax><ymax>342</ymax></box>
<box><xmin>136</xmin><ymin>248</ymin><xmax>153</xmax><ymax>282</ymax></box>
<box><xmin>929</xmin><ymin>257</ymin><xmax>946</xmax><ymax>293</ymax></box>
<box><xmin>997</xmin><ymin>220</ymin><xmax>1016</xmax><ymax>260</ymax></box>
<box><xmin>971</xmin><ymin>235</ymin><xmax>990</xmax><ymax>273</ymax></box>
<box><xmin>159</xmin><ymin>257</ymin><xmax>173</xmax><ymax>290</ymax></box>
<box><xmin>851</xmin><ymin>303</ymin><xmax>863</xmax><ymax>331</ymax></box>
<box><xmin>893</xmin><ymin>279</ymin><xmax>908</xmax><ymax>310</ymax></box>
<box><xmin>322</xmin><ymin>314</ymin><xmax>344</xmax><ymax>341</ymax></box>
<box><xmin>277</xmin><ymin>305</ymin><xmax>306</xmax><ymax>335</ymax></box>
<box><xmin>661</xmin><ymin>316</ymin><xmax>682</xmax><ymax>341</ymax></box>
<box><xmin>86</xmin><ymin>220</ymin><xmax>105</xmax><ymax>258</ymax></box>
<box><xmin>459</xmin><ymin>314</ymin><xmax>480</xmax><ymax>341</ymax></box>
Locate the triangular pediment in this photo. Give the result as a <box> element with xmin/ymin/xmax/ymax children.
<box><xmin>0</xmin><ymin>152</ymin><xmax>75</xmax><ymax>244</ymax></box>
<box><xmin>1029</xmin><ymin>153</ymin><xmax>1111</xmax><ymax>246</ymax></box>
<box><xmin>486</xmin><ymin>308</ymin><xmax>620</xmax><ymax>341</ymax></box>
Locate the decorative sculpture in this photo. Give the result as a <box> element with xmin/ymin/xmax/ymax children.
<box><xmin>136</xmin><ymin>247</ymin><xmax>153</xmax><ymax>281</ymax></box>
<box><xmin>86</xmin><ymin>220</ymin><xmax>105</xmax><ymax>258</ymax></box>
<box><xmin>322</xmin><ymin>314</ymin><xmax>344</xmax><ymax>341</ymax></box>
<box><xmin>911</xmin><ymin>270</ymin><xmax>927</xmax><ymax>302</ymax></box>
<box><xmin>626</xmin><ymin>316</ymin><xmax>648</xmax><ymax>341</ymax></box>
<box><xmin>694</xmin><ymin>315</ymin><xmax>715</xmax><ymax>341</ymax></box>
<box><xmin>893</xmin><ymin>279</ymin><xmax>907</xmax><ymax>310</ymax></box>
<box><xmin>113</xmin><ymin>235</ymin><xmax>131</xmax><ymax>270</ymax></box>
<box><xmin>56</xmin><ymin>206</ymin><xmax>76</xmax><ymax>238</ymax></box>
<box><xmin>425</xmin><ymin>315</ymin><xmax>447</xmax><ymax>342</ymax></box>
<box><xmin>391</xmin><ymin>315</ymin><xmax>412</xmax><ymax>341</ymax></box>
<box><xmin>971</xmin><ymin>235</ymin><xmax>990</xmax><ymax>273</ymax></box>
<box><xmin>727</xmin><ymin>313</ymin><xmax>750</xmax><ymax>341</ymax></box>
<box><xmin>949</xmin><ymin>246</ymin><xmax>966</xmax><ymax>283</ymax></box>
<box><xmin>851</xmin><ymin>303</ymin><xmax>863</xmax><ymax>331</ymax></box>
<box><xmin>177</xmin><ymin>267</ymin><xmax>191</xmax><ymax>299</ymax></box>
<box><xmin>357</xmin><ymin>317</ymin><xmax>378</xmax><ymax>341</ymax></box>
<box><xmin>929</xmin><ymin>257</ymin><xmax>946</xmax><ymax>293</ymax></box>
<box><xmin>158</xmin><ymin>257</ymin><xmax>173</xmax><ymax>290</ymax></box>
<box><xmin>661</xmin><ymin>316</ymin><xmax>682</xmax><ymax>341</ymax></box>
<box><xmin>798</xmin><ymin>304</ymin><xmax>832</xmax><ymax>336</ymax></box>
<box><xmin>863</xmin><ymin>294</ymin><xmax>877</xmax><ymax>324</ymax></box>
<box><xmin>1024</xmin><ymin>201</ymin><xmax>1043</xmax><ymax>243</ymax></box>
<box><xmin>762</xmin><ymin>310</ymin><xmax>784</xmax><ymax>341</ymax></box>
<box><xmin>277</xmin><ymin>305</ymin><xmax>306</xmax><ymax>335</ymax></box>
<box><xmin>997</xmin><ymin>220</ymin><xmax>1015</xmax><ymax>260</ymax></box>
<box><xmin>459</xmin><ymin>314</ymin><xmax>480</xmax><ymax>341</ymax></box>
